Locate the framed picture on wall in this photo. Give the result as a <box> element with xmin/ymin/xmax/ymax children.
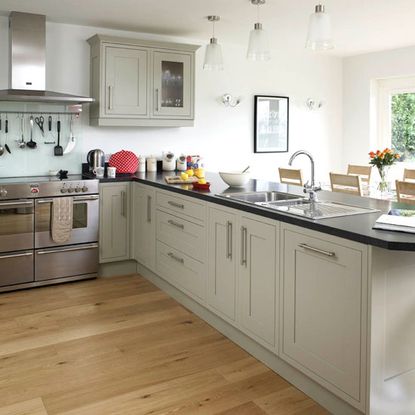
<box><xmin>254</xmin><ymin>95</ymin><xmax>289</xmax><ymax>153</ymax></box>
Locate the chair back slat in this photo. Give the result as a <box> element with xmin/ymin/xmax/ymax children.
<box><xmin>347</xmin><ymin>164</ymin><xmax>372</xmax><ymax>183</ymax></box>
<box><xmin>279</xmin><ymin>168</ymin><xmax>303</xmax><ymax>186</ymax></box>
<box><xmin>330</xmin><ymin>173</ymin><xmax>363</xmax><ymax>196</ymax></box>
<box><xmin>403</xmin><ymin>169</ymin><xmax>415</xmax><ymax>181</ymax></box>
<box><xmin>396</xmin><ymin>180</ymin><xmax>415</xmax><ymax>204</ymax></box>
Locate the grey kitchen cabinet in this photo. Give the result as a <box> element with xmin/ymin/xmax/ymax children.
<box><xmin>280</xmin><ymin>224</ymin><xmax>367</xmax><ymax>410</ymax></box>
<box><xmin>88</xmin><ymin>35</ymin><xmax>199</xmax><ymax>127</ymax></box>
<box><xmin>207</xmin><ymin>206</ymin><xmax>238</xmax><ymax>322</ymax></box>
<box><xmin>238</xmin><ymin>214</ymin><xmax>278</xmax><ymax>351</ymax></box>
<box><xmin>131</xmin><ymin>183</ymin><xmax>155</xmax><ymax>272</ymax></box>
<box><xmin>99</xmin><ymin>183</ymin><xmax>130</xmax><ymax>263</ymax></box>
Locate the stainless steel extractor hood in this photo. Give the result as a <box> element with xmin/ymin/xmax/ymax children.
<box><xmin>0</xmin><ymin>11</ymin><xmax>93</xmax><ymax>105</ymax></box>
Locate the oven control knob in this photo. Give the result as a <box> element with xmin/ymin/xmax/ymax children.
<box><xmin>75</xmin><ymin>186</ymin><xmax>81</xmax><ymax>193</ymax></box>
<box><xmin>60</xmin><ymin>188</ymin><xmax>67</xmax><ymax>193</ymax></box>
<box><xmin>0</xmin><ymin>188</ymin><xmax>7</xmax><ymax>197</ymax></box>
<box><xmin>82</xmin><ymin>186</ymin><xmax>88</xmax><ymax>193</ymax></box>
<box><xmin>67</xmin><ymin>187</ymin><xmax>74</xmax><ymax>193</ymax></box>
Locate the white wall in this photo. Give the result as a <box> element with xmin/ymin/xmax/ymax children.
<box><xmin>0</xmin><ymin>16</ymin><xmax>343</xmax><ymax>182</ymax></box>
<box><xmin>343</xmin><ymin>45</ymin><xmax>415</xmax><ymax>181</ymax></box>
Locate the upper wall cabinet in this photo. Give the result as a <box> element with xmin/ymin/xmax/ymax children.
<box><xmin>87</xmin><ymin>35</ymin><xmax>199</xmax><ymax>127</ymax></box>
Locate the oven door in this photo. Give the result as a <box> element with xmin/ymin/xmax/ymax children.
<box><xmin>35</xmin><ymin>195</ymin><xmax>99</xmax><ymax>248</ymax></box>
<box><xmin>0</xmin><ymin>250</ymin><xmax>34</xmax><ymax>287</ymax></box>
<box><xmin>0</xmin><ymin>199</ymin><xmax>34</xmax><ymax>252</ymax></box>
<box><xmin>35</xmin><ymin>243</ymin><xmax>99</xmax><ymax>281</ymax></box>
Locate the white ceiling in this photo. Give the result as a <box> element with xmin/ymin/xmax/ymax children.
<box><xmin>0</xmin><ymin>0</ymin><xmax>415</xmax><ymax>57</ymax></box>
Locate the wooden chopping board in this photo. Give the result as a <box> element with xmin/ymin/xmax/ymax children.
<box><xmin>165</xmin><ymin>176</ymin><xmax>199</xmax><ymax>184</ymax></box>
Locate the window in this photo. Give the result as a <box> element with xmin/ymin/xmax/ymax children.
<box><xmin>377</xmin><ymin>76</ymin><xmax>415</xmax><ymax>161</ymax></box>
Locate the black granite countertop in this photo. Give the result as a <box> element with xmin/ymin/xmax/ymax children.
<box><xmin>86</xmin><ymin>171</ymin><xmax>415</xmax><ymax>251</ymax></box>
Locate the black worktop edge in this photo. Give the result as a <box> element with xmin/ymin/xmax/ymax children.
<box><xmin>91</xmin><ymin>173</ymin><xmax>415</xmax><ymax>252</ymax></box>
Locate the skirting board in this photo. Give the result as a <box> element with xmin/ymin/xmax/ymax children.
<box><xmin>136</xmin><ymin>262</ymin><xmax>364</xmax><ymax>415</ymax></box>
<box><xmin>99</xmin><ymin>260</ymin><xmax>137</xmax><ymax>277</ymax></box>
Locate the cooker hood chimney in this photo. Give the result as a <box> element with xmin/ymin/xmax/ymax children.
<box><xmin>0</xmin><ymin>11</ymin><xmax>93</xmax><ymax>105</ymax></box>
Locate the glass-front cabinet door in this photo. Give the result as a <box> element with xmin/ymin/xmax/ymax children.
<box><xmin>152</xmin><ymin>51</ymin><xmax>193</xmax><ymax>118</ymax></box>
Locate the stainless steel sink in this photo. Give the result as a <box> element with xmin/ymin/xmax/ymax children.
<box><xmin>263</xmin><ymin>200</ymin><xmax>379</xmax><ymax>220</ymax></box>
<box><xmin>216</xmin><ymin>191</ymin><xmax>379</xmax><ymax>220</ymax></box>
<box><xmin>218</xmin><ymin>191</ymin><xmax>304</xmax><ymax>204</ymax></box>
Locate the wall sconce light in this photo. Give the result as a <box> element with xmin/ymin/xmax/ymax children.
<box><xmin>306</xmin><ymin>98</ymin><xmax>323</xmax><ymax>111</ymax></box>
<box><xmin>222</xmin><ymin>93</ymin><xmax>241</xmax><ymax>107</ymax></box>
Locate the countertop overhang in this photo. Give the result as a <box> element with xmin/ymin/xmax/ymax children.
<box><xmin>90</xmin><ymin>171</ymin><xmax>415</xmax><ymax>251</ymax></box>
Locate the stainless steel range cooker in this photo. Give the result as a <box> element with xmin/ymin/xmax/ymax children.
<box><xmin>0</xmin><ymin>175</ymin><xmax>99</xmax><ymax>292</ymax></box>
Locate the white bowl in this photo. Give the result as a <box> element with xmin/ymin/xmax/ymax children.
<box><xmin>48</xmin><ymin>170</ymin><xmax>59</xmax><ymax>176</ymax></box>
<box><xmin>219</xmin><ymin>171</ymin><xmax>250</xmax><ymax>187</ymax></box>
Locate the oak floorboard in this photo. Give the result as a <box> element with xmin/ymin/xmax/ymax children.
<box><xmin>0</xmin><ymin>275</ymin><xmax>328</xmax><ymax>415</ymax></box>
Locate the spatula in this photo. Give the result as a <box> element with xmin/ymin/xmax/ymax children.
<box><xmin>54</xmin><ymin>119</ymin><xmax>63</xmax><ymax>156</ymax></box>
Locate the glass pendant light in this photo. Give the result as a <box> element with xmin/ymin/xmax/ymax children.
<box><xmin>306</xmin><ymin>4</ymin><xmax>334</xmax><ymax>51</ymax></box>
<box><xmin>247</xmin><ymin>0</ymin><xmax>270</xmax><ymax>61</ymax></box>
<box><xmin>203</xmin><ymin>16</ymin><xmax>224</xmax><ymax>71</ymax></box>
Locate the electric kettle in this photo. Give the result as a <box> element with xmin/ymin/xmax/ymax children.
<box><xmin>87</xmin><ymin>149</ymin><xmax>105</xmax><ymax>174</ymax></box>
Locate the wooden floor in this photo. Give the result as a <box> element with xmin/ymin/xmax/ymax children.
<box><xmin>0</xmin><ymin>275</ymin><xmax>329</xmax><ymax>415</ymax></box>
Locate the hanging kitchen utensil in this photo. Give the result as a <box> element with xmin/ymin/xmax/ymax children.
<box><xmin>0</xmin><ymin>115</ymin><xmax>4</xmax><ymax>156</ymax></box>
<box><xmin>4</xmin><ymin>116</ymin><xmax>10</xmax><ymax>154</ymax></box>
<box><xmin>35</xmin><ymin>116</ymin><xmax>45</xmax><ymax>136</ymax></box>
<box><xmin>54</xmin><ymin>119</ymin><xmax>63</xmax><ymax>156</ymax></box>
<box><xmin>26</xmin><ymin>115</ymin><xmax>37</xmax><ymax>149</ymax></box>
<box><xmin>17</xmin><ymin>115</ymin><xmax>25</xmax><ymax>148</ymax></box>
<box><xmin>63</xmin><ymin>115</ymin><xmax>76</xmax><ymax>154</ymax></box>
<box><xmin>48</xmin><ymin>115</ymin><xmax>52</xmax><ymax>131</ymax></box>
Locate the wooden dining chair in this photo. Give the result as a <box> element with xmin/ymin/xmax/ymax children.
<box><xmin>278</xmin><ymin>168</ymin><xmax>304</xmax><ymax>186</ymax></box>
<box><xmin>330</xmin><ymin>173</ymin><xmax>363</xmax><ymax>196</ymax></box>
<box><xmin>396</xmin><ymin>180</ymin><xmax>415</xmax><ymax>204</ymax></box>
<box><xmin>403</xmin><ymin>169</ymin><xmax>415</xmax><ymax>182</ymax></box>
<box><xmin>347</xmin><ymin>164</ymin><xmax>372</xmax><ymax>184</ymax></box>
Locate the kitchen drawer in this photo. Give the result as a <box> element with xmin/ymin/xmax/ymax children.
<box><xmin>156</xmin><ymin>191</ymin><xmax>205</xmax><ymax>223</ymax></box>
<box><xmin>35</xmin><ymin>243</ymin><xmax>99</xmax><ymax>281</ymax></box>
<box><xmin>156</xmin><ymin>210</ymin><xmax>205</xmax><ymax>262</ymax></box>
<box><xmin>156</xmin><ymin>241</ymin><xmax>205</xmax><ymax>301</ymax></box>
<box><xmin>0</xmin><ymin>250</ymin><xmax>34</xmax><ymax>287</ymax></box>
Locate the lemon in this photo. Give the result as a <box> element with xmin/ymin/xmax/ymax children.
<box><xmin>186</xmin><ymin>169</ymin><xmax>194</xmax><ymax>177</ymax></box>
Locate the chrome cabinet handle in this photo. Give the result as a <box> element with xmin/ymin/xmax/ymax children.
<box><xmin>168</xmin><ymin>252</ymin><xmax>184</xmax><ymax>264</ymax></box>
<box><xmin>167</xmin><ymin>200</ymin><xmax>184</xmax><ymax>209</ymax></box>
<box><xmin>298</xmin><ymin>243</ymin><xmax>336</xmax><ymax>258</ymax></box>
<box><xmin>108</xmin><ymin>85</ymin><xmax>113</xmax><ymax>110</ymax></box>
<box><xmin>0</xmin><ymin>252</ymin><xmax>32</xmax><ymax>260</ymax></box>
<box><xmin>155</xmin><ymin>88</ymin><xmax>160</xmax><ymax>111</ymax></box>
<box><xmin>241</xmin><ymin>226</ymin><xmax>247</xmax><ymax>267</ymax></box>
<box><xmin>37</xmin><ymin>196</ymin><xmax>99</xmax><ymax>204</ymax></box>
<box><xmin>147</xmin><ymin>195</ymin><xmax>152</xmax><ymax>223</ymax></box>
<box><xmin>168</xmin><ymin>219</ymin><xmax>184</xmax><ymax>230</ymax></box>
<box><xmin>37</xmin><ymin>243</ymin><xmax>98</xmax><ymax>255</ymax></box>
<box><xmin>121</xmin><ymin>191</ymin><xmax>126</xmax><ymax>217</ymax></box>
<box><xmin>226</xmin><ymin>221</ymin><xmax>233</xmax><ymax>260</ymax></box>
<box><xmin>0</xmin><ymin>200</ymin><xmax>33</xmax><ymax>207</ymax></box>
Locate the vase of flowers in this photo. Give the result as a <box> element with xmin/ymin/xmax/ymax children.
<box><xmin>369</xmin><ymin>148</ymin><xmax>400</xmax><ymax>192</ymax></box>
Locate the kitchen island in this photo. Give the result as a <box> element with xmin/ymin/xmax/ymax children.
<box><xmin>96</xmin><ymin>171</ymin><xmax>415</xmax><ymax>415</ymax></box>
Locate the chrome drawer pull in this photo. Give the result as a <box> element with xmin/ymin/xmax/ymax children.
<box><xmin>168</xmin><ymin>252</ymin><xmax>184</xmax><ymax>264</ymax></box>
<box><xmin>241</xmin><ymin>226</ymin><xmax>247</xmax><ymax>267</ymax></box>
<box><xmin>37</xmin><ymin>243</ymin><xmax>98</xmax><ymax>255</ymax></box>
<box><xmin>298</xmin><ymin>243</ymin><xmax>336</xmax><ymax>257</ymax></box>
<box><xmin>167</xmin><ymin>200</ymin><xmax>185</xmax><ymax>209</ymax></box>
<box><xmin>0</xmin><ymin>252</ymin><xmax>32</xmax><ymax>260</ymax></box>
<box><xmin>167</xmin><ymin>219</ymin><xmax>184</xmax><ymax>230</ymax></box>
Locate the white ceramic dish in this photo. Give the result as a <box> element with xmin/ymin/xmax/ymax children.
<box><xmin>48</xmin><ymin>170</ymin><xmax>59</xmax><ymax>176</ymax></box>
<box><xmin>219</xmin><ymin>171</ymin><xmax>250</xmax><ymax>187</ymax></box>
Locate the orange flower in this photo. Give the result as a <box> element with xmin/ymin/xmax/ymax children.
<box><xmin>376</xmin><ymin>150</ymin><xmax>381</xmax><ymax>156</ymax></box>
<box><xmin>369</xmin><ymin>151</ymin><xmax>376</xmax><ymax>158</ymax></box>
<box><xmin>395</xmin><ymin>154</ymin><xmax>401</xmax><ymax>159</ymax></box>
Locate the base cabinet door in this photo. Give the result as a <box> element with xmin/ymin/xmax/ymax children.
<box><xmin>281</xmin><ymin>226</ymin><xmax>365</xmax><ymax>406</ymax></box>
<box><xmin>207</xmin><ymin>207</ymin><xmax>237</xmax><ymax>321</ymax></box>
<box><xmin>99</xmin><ymin>183</ymin><xmax>130</xmax><ymax>263</ymax></box>
<box><xmin>132</xmin><ymin>184</ymin><xmax>155</xmax><ymax>271</ymax></box>
<box><xmin>238</xmin><ymin>215</ymin><xmax>277</xmax><ymax>349</ymax></box>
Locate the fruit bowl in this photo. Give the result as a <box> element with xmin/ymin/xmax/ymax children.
<box><xmin>219</xmin><ymin>171</ymin><xmax>250</xmax><ymax>188</ymax></box>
